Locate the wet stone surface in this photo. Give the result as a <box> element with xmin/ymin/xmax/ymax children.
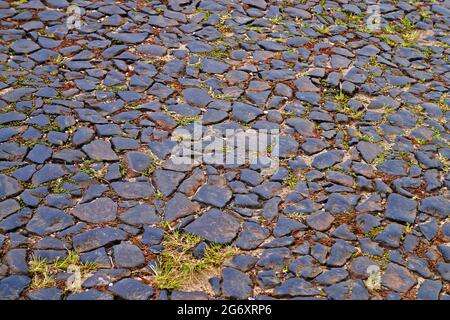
<box><xmin>0</xmin><ymin>0</ymin><xmax>449</xmax><ymax>301</ymax></box>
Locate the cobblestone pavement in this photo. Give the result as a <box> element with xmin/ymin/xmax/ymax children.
<box><xmin>0</xmin><ymin>0</ymin><xmax>449</xmax><ymax>300</ymax></box>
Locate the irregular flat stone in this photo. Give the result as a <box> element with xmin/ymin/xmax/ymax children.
<box><xmin>0</xmin><ymin>174</ymin><xmax>23</xmax><ymax>200</ymax></box>
<box><xmin>109</xmin><ymin>278</ymin><xmax>154</xmax><ymax>300</ymax></box>
<box><xmin>120</xmin><ymin>204</ymin><xmax>160</xmax><ymax>226</ymax></box>
<box><xmin>26</xmin><ymin>206</ymin><xmax>73</xmax><ymax>236</ymax></box>
<box><xmin>82</xmin><ymin>140</ymin><xmax>119</xmax><ymax>161</ymax></box>
<box><xmin>72</xmin><ymin>227</ymin><xmax>128</xmax><ymax>252</ymax></box>
<box><xmin>113</xmin><ymin>243</ymin><xmax>145</xmax><ymax>268</ymax></box>
<box><xmin>222</xmin><ymin>267</ymin><xmax>253</xmax><ymax>299</ymax></box>
<box><xmin>112</xmin><ymin>181</ymin><xmax>154</xmax><ymax>199</ymax></box>
<box><xmin>381</xmin><ymin>263</ymin><xmax>417</xmax><ymax>293</ymax></box>
<box><xmin>164</xmin><ymin>192</ymin><xmax>200</xmax><ymax>222</ymax></box>
<box><xmin>192</xmin><ymin>185</ymin><xmax>232</xmax><ymax>208</ymax></box>
<box><xmin>385</xmin><ymin>193</ymin><xmax>417</xmax><ymax>223</ymax></box>
<box><xmin>71</xmin><ymin>197</ymin><xmax>117</xmax><ymax>223</ymax></box>
<box><xmin>152</xmin><ymin>169</ymin><xmax>185</xmax><ymax>196</ymax></box>
<box><xmin>184</xmin><ymin>209</ymin><xmax>240</xmax><ymax>244</ymax></box>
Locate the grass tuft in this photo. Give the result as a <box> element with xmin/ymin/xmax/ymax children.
<box><xmin>151</xmin><ymin>230</ymin><xmax>238</xmax><ymax>290</ymax></box>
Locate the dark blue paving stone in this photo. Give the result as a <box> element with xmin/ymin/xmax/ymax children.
<box><xmin>0</xmin><ymin>112</ymin><xmax>26</xmax><ymax>125</ymax></box>
<box><xmin>147</xmin><ymin>140</ymin><xmax>177</xmax><ymax>159</ymax></box>
<box><xmin>1</xmin><ymin>88</ymin><xmax>35</xmax><ymax>103</ymax></box>
<box><xmin>273</xmin><ymin>278</ymin><xmax>321</xmax><ymax>297</ymax></box>
<box><xmin>45</xmin><ymin>193</ymin><xmax>73</xmax><ymax>209</ymax></box>
<box><xmin>26</xmin><ymin>206</ymin><xmax>73</xmax><ymax>236</ymax></box>
<box><xmin>0</xmin><ymin>275</ymin><xmax>31</xmax><ymax>300</ymax></box>
<box><xmin>32</xmin><ymin>250</ymin><xmax>67</xmax><ymax>262</ymax></box>
<box><xmin>26</xmin><ymin>288</ymin><xmax>63</xmax><ymax>300</ymax></box>
<box><xmin>324</xmin><ymin>193</ymin><xmax>355</xmax><ymax>214</ymax></box>
<box><xmin>407</xmin><ymin>255</ymin><xmax>433</xmax><ymax>278</ymax></box>
<box><xmin>111</xmin><ymin>137</ymin><xmax>139</xmax><ymax>151</ymax></box>
<box><xmin>72</xmin><ymin>227</ymin><xmax>128</xmax><ymax>252</ymax></box>
<box><xmin>109</xmin><ymin>278</ymin><xmax>154</xmax><ymax>300</ymax></box>
<box><xmin>235</xmin><ymin>222</ymin><xmax>270</xmax><ymax>250</ymax></box>
<box><xmin>286</xmin><ymin>118</ymin><xmax>315</xmax><ymax>136</ymax></box>
<box><xmin>182</xmin><ymin>88</ymin><xmax>212</xmax><ymax>107</ymax></box>
<box><xmin>71</xmin><ymin>197</ymin><xmax>117</xmax><ymax>223</ymax></box>
<box><xmin>442</xmin><ymin>222</ymin><xmax>450</xmax><ymax>241</ymax></box>
<box><xmin>80</xmin><ymin>248</ymin><xmax>111</xmax><ymax>268</ymax></box>
<box><xmin>47</xmin><ymin>131</ymin><xmax>69</xmax><ymax>146</ymax></box>
<box><xmin>0</xmin><ymin>208</ymin><xmax>33</xmax><ymax>233</ymax></box>
<box><xmin>324</xmin><ymin>279</ymin><xmax>369</xmax><ymax>300</ymax></box>
<box><xmin>11</xmin><ymin>164</ymin><xmax>36</xmax><ymax>182</ymax></box>
<box><xmin>192</xmin><ymin>242</ymin><xmax>207</xmax><ymax>259</ymax></box>
<box><xmin>316</xmin><ymin>268</ymin><xmax>349</xmax><ymax>286</ymax></box>
<box><xmin>107</xmin><ymin>32</ymin><xmax>148</xmax><ymax>44</ymax></box>
<box><xmin>52</xmin><ymin>149</ymin><xmax>85</xmax><ymax>163</ymax></box>
<box><xmin>276</xmin><ymin>136</ymin><xmax>299</xmax><ymax>158</ymax></box>
<box><xmin>349</xmin><ymin>256</ymin><xmax>378</xmax><ymax>278</ymax></box>
<box><xmin>344</xmin><ymin>67</ymin><xmax>368</xmax><ymax>84</ymax></box>
<box><xmin>67</xmin><ymin>289</ymin><xmax>114</xmax><ymax>300</ymax></box>
<box><xmin>11</xmin><ymin>39</ymin><xmax>40</xmax><ymax>54</ymax></box>
<box><xmin>5</xmin><ymin>249</ymin><xmax>28</xmax><ymax>274</ymax></box>
<box><xmin>438</xmin><ymin>244</ymin><xmax>450</xmax><ymax>262</ymax></box>
<box><xmin>0</xmin><ymin>199</ymin><xmax>20</xmax><ymax>220</ymax></box>
<box><xmin>226</xmin><ymin>255</ymin><xmax>258</xmax><ymax>273</ymax></box>
<box><xmin>142</xmin><ymin>227</ymin><xmax>164</xmax><ymax>246</ymax></box>
<box><xmin>0</xmin><ymin>174</ymin><xmax>23</xmax><ymax>200</ymax></box>
<box><xmin>125</xmin><ymin>151</ymin><xmax>152</xmax><ymax>175</ymax></box>
<box><xmin>385</xmin><ymin>193</ymin><xmax>417</xmax><ymax>223</ymax></box>
<box><xmin>184</xmin><ymin>209</ymin><xmax>239</xmax><ymax>244</ymax></box>
<box><xmin>221</xmin><ymin>267</ymin><xmax>253</xmax><ymax>299</ymax></box>
<box><xmin>120</xmin><ymin>204</ymin><xmax>160</xmax><ymax>226</ymax></box>
<box><xmin>79</xmin><ymin>184</ymin><xmax>109</xmax><ymax>204</ymax></box>
<box><xmin>375</xmin><ymin>223</ymin><xmax>404</xmax><ymax>248</ymax></box>
<box><xmin>437</xmin><ymin>263</ymin><xmax>450</xmax><ymax>282</ymax></box>
<box><xmin>251</xmin><ymin>182</ymin><xmax>282</xmax><ymax>200</ymax></box>
<box><xmin>239</xmin><ymin>169</ymin><xmax>262</xmax><ymax>186</ymax></box>
<box><xmin>332</xmin><ymin>224</ymin><xmax>357</xmax><ymax>241</ymax></box>
<box><xmin>356</xmin><ymin>141</ymin><xmax>383</xmax><ymax>164</ymax></box>
<box><xmin>327</xmin><ymin>240</ymin><xmax>356</xmax><ymax>267</ymax></box>
<box><xmin>192</xmin><ymin>185</ymin><xmax>232</xmax><ymax>208</ymax></box>
<box><xmin>419</xmin><ymin>196</ymin><xmax>450</xmax><ymax>218</ymax></box>
<box><xmin>113</xmin><ymin>243</ymin><xmax>145</xmax><ymax>268</ymax></box>
<box><xmin>82</xmin><ymin>140</ymin><xmax>118</xmax><ymax>161</ymax></box>
<box><xmin>231</xmin><ymin>102</ymin><xmax>264</xmax><ymax>123</ymax></box>
<box><xmin>112</xmin><ymin>181</ymin><xmax>154</xmax><ymax>199</ymax></box>
<box><xmin>76</xmin><ymin>109</ymin><xmax>107</xmax><ymax>124</ymax></box>
<box><xmin>306</xmin><ymin>211</ymin><xmax>334</xmax><ymax>231</ymax></box>
<box><xmin>377</xmin><ymin>159</ymin><xmax>408</xmax><ymax>176</ymax></box>
<box><xmin>200</xmin><ymin>58</ymin><xmax>229</xmax><ymax>74</ymax></box>
<box><xmin>419</xmin><ymin>218</ymin><xmax>438</xmax><ymax>241</ymax></box>
<box><xmin>164</xmin><ymin>192</ymin><xmax>199</xmax><ymax>222</ymax></box>
<box><xmin>31</xmin><ymin>164</ymin><xmax>67</xmax><ymax>185</ymax></box>
<box><xmin>273</xmin><ymin>216</ymin><xmax>306</xmax><ymax>237</ymax></box>
<box><xmin>257</xmin><ymin>248</ymin><xmax>291</xmax><ymax>271</ymax></box>
<box><xmin>356</xmin><ymin>213</ymin><xmax>381</xmax><ymax>233</ymax></box>
<box><xmin>312</xmin><ymin>150</ymin><xmax>344</xmax><ymax>169</ymax></box>
<box><xmin>359</xmin><ymin>238</ymin><xmax>384</xmax><ymax>256</ymax></box>
<box><xmin>301</xmin><ymin>138</ymin><xmax>328</xmax><ymax>155</ymax></box>
<box><xmin>82</xmin><ymin>269</ymin><xmax>131</xmax><ymax>288</ymax></box>
<box><xmin>169</xmin><ymin>290</ymin><xmax>208</xmax><ymax>300</ymax></box>
<box><xmin>417</xmin><ymin>280</ymin><xmax>442</xmax><ymax>300</ymax></box>
<box><xmin>152</xmin><ymin>169</ymin><xmax>185</xmax><ymax>197</ymax></box>
<box><xmin>257</xmin><ymin>270</ymin><xmax>280</xmax><ymax>289</ymax></box>
<box><xmin>381</xmin><ymin>263</ymin><xmax>417</xmax><ymax>293</ymax></box>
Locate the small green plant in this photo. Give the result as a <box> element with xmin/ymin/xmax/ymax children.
<box><xmin>286</xmin><ymin>171</ymin><xmax>299</xmax><ymax>190</ymax></box>
<box><xmin>366</xmin><ymin>226</ymin><xmax>384</xmax><ymax>240</ymax></box>
<box><xmin>28</xmin><ymin>251</ymin><xmax>97</xmax><ymax>291</ymax></box>
<box><xmin>176</xmin><ymin>115</ymin><xmax>201</xmax><ymax>127</ymax></box>
<box><xmin>151</xmin><ymin>230</ymin><xmax>238</xmax><ymax>289</ymax></box>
